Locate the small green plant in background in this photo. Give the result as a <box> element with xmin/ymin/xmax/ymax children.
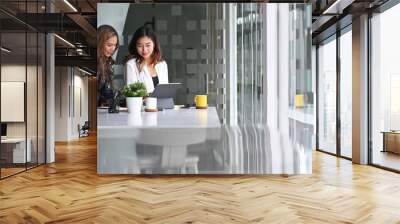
<box><xmin>122</xmin><ymin>82</ymin><xmax>148</xmax><ymax>97</ymax></box>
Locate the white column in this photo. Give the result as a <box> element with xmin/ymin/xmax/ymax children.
<box><xmin>352</xmin><ymin>14</ymin><xmax>369</xmax><ymax>164</ymax></box>
<box><xmin>46</xmin><ymin>33</ymin><xmax>55</xmax><ymax>163</ymax></box>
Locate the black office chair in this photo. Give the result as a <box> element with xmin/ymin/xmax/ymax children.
<box><xmin>78</xmin><ymin>121</ymin><xmax>90</xmax><ymax>138</ymax></box>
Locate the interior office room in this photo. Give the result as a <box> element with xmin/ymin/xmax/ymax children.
<box><xmin>0</xmin><ymin>0</ymin><xmax>399</xmax><ymax>223</ymax></box>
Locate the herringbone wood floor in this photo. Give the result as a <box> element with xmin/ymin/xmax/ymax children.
<box><xmin>1</xmin><ymin>135</ymin><xmax>400</xmax><ymax>224</ymax></box>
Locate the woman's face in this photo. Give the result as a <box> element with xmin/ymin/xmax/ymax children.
<box><xmin>136</xmin><ymin>36</ymin><xmax>154</xmax><ymax>60</ymax></box>
<box><xmin>102</xmin><ymin>35</ymin><xmax>118</xmax><ymax>58</ymax></box>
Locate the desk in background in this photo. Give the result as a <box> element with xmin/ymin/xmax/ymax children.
<box><xmin>382</xmin><ymin>131</ymin><xmax>400</xmax><ymax>154</ymax></box>
<box><xmin>1</xmin><ymin>138</ymin><xmax>32</xmax><ymax>164</ymax></box>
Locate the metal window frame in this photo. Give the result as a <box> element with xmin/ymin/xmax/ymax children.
<box><xmin>315</xmin><ymin>23</ymin><xmax>353</xmax><ymax>161</ymax></box>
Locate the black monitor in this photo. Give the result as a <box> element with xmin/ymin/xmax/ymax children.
<box><xmin>1</xmin><ymin>123</ymin><xmax>7</xmax><ymax>137</ymax></box>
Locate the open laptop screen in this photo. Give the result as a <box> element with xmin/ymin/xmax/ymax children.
<box><xmin>150</xmin><ymin>83</ymin><xmax>182</xmax><ymax>99</ymax></box>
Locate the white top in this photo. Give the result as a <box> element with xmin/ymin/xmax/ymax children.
<box><xmin>125</xmin><ymin>58</ymin><xmax>169</xmax><ymax>93</ymax></box>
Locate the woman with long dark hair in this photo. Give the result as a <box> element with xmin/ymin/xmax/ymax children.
<box><xmin>125</xmin><ymin>25</ymin><xmax>168</xmax><ymax>94</ymax></box>
<box><xmin>97</xmin><ymin>24</ymin><xmax>119</xmax><ymax>106</ymax></box>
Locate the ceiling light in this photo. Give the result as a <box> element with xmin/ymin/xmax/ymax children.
<box><xmin>54</xmin><ymin>34</ymin><xmax>75</xmax><ymax>48</ymax></box>
<box><xmin>323</xmin><ymin>0</ymin><xmax>354</xmax><ymax>15</ymax></box>
<box><xmin>77</xmin><ymin>67</ymin><xmax>93</xmax><ymax>76</ymax></box>
<box><xmin>1</xmin><ymin>47</ymin><xmax>11</xmax><ymax>53</ymax></box>
<box><xmin>63</xmin><ymin>0</ymin><xmax>78</xmax><ymax>12</ymax></box>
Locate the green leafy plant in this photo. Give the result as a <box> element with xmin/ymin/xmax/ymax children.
<box><xmin>122</xmin><ymin>82</ymin><xmax>148</xmax><ymax>97</ymax></box>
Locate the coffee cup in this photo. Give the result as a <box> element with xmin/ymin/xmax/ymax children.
<box><xmin>194</xmin><ymin>95</ymin><xmax>207</xmax><ymax>109</ymax></box>
<box><xmin>145</xmin><ymin>97</ymin><xmax>157</xmax><ymax>112</ymax></box>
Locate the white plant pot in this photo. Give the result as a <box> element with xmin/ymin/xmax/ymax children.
<box><xmin>126</xmin><ymin>97</ymin><xmax>143</xmax><ymax>113</ymax></box>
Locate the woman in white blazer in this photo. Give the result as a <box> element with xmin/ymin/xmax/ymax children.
<box><xmin>125</xmin><ymin>26</ymin><xmax>168</xmax><ymax>94</ymax></box>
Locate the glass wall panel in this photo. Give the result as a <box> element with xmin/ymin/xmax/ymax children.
<box><xmin>0</xmin><ymin>9</ymin><xmax>28</xmax><ymax>177</ymax></box>
<box><xmin>317</xmin><ymin>36</ymin><xmax>337</xmax><ymax>154</ymax></box>
<box><xmin>0</xmin><ymin>0</ymin><xmax>46</xmax><ymax>179</ymax></box>
<box><xmin>236</xmin><ymin>3</ymin><xmax>264</xmax><ymax>125</ymax></box>
<box><xmin>339</xmin><ymin>28</ymin><xmax>352</xmax><ymax>158</ymax></box>
<box><xmin>371</xmin><ymin>3</ymin><xmax>400</xmax><ymax>171</ymax></box>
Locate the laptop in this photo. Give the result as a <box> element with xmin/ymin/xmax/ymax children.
<box><xmin>150</xmin><ymin>83</ymin><xmax>182</xmax><ymax>98</ymax></box>
<box><xmin>150</xmin><ymin>83</ymin><xmax>182</xmax><ymax>109</ymax></box>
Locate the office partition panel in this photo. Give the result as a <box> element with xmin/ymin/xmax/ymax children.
<box><xmin>0</xmin><ymin>30</ymin><xmax>28</xmax><ymax>178</ymax></box>
<box><xmin>370</xmin><ymin>3</ymin><xmax>400</xmax><ymax>171</ymax></box>
<box><xmin>0</xmin><ymin>0</ymin><xmax>47</xmax><ymax>179</ymax></box>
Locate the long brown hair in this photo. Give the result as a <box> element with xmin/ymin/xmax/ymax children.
<box><xmin>127</xmin><ymin>25</ymin><xmax>162</xmax><ymax>70</ymax></box>
<box><xmin>97</xmin><ymin>25</ymin><xmax>119</xmax><ymax>83</ymax></box>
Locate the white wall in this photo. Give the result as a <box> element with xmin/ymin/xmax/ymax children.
<box><xmin>1</xmin><ymin>65</ymin><xmax>41</xmax><ymax>137</ymax></box>
<box><xmin>54</xmin><ymin>67</ymin><xmax>89</xmax><ymax>141</ymax></box>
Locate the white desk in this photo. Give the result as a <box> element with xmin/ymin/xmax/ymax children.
<box><xmin>1</xmin><ymin>138</ymin><xmax>31</xmax><ymax>163</ymax></box>
<box><xmin>97</xmin><ymin>107</ymin><xmax>221</xmax><ymax>174</ymax></box>
<box><xmin>97</xmin><ymin>107</ymin><xmax>221</xmax><ymax>129</ymax></box>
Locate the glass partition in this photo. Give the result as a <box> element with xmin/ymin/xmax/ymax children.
<box><xmin>371</xmin><ymin>3</ymin><xmax>400</xmax><ymax>171</ymax></box>
<box><xmin>317</xmin><ymin>36</ymin><xmax>337</xmax><ymax>155</ymax></box>
<box><xmin>0</xmin><ymin>0</ymin><xmax>46</xmax><ymax>179</ymax></box>
<box><xmin>339</xmin><ymin>27</ymin><xmax>352</xmax><ymax>158</ymax></box>
<box><xmin>1</xmin><ymin>26</ymin><xmax>28</xmax><ymax>178</ymax></box>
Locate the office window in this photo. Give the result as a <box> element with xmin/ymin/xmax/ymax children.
<box><xmin>371</xmin><ymin>3</ymin><xmax>400</xmax><ymax>171</ymax></box>
<box><xmin>340</xmin><ymin>28</ymin><xmax>352</xmax><ymax>158</ymax></box>
<box><xmin>317</xmin><ymin>36</ymin><xmax>337</xmax><ymax>155</ymax></box>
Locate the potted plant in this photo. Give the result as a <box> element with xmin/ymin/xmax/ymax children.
<box><xmin>122</xmin><ymin>82</ymin><xmax>148</xmax><ymax>113</ymax></box>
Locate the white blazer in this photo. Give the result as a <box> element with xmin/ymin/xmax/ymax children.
<box><xmin>125</xmin><ymin>58</ymin><xmax>168</xmax><ymax>93</ymax></box>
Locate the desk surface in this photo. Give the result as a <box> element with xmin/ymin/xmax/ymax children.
<box><xmin>1</xmin><ymin>138</ymin><xmax>26</xmax><ymax>143</ymax></box>
<box><xmin>97</xmin><ymin>107</ymin><xmax>221</xmax><ymax>128</ymax></box>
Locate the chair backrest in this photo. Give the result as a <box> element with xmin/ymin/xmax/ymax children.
<box><xmin>82</xmin><ymin>121</ymin><xmax>90</xmax><ymax>129</ymax></box>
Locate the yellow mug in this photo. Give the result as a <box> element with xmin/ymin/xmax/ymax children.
<box><xmin>194</xmin><ymin>95</ymin><xmax>207</xmax><ymax>109</ymax></box>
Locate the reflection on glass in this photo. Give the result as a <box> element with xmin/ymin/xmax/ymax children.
<box><xmin>340</xmin><ymin>29</ymin><xmax>352</xmax><ymax>158</ymax></box>
<box><xmin>371</xmin><ymin>4</ymin><xmax>400</xmax><ymax>171</ymax></box>
<box><xmin>318</xmin><ymin>37</ymin><xmax>337</xmax><ymax>154</ymax></box>
<box><xmin>237</xmin><ymin>3</ymin><xmax>264</xmax><ymax>125</ymax></box>
<box><xmin>1</xmin><ymin>30</ymin><xmax>28</xmax><ymax>177</ymax></box>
